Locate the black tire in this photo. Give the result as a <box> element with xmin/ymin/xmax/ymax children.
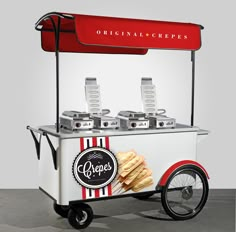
<box><xmin>133</xmin><ymin>193</ymin><xmax>154</xmax><ymax>200</ymax></box>
<box><xmin>161</xmin><ymin>165</ymin><xmax>208</xmax><ymax>220</ymax></box>
<box><xmin>53</xmin><ymin>202</ymin><xmax>70</xmax><ymax>218</ymax></box>
<box><xmin>68</xmin><ymin>203</ymin><xmax>93</xmax><ymax>229</ymax></box>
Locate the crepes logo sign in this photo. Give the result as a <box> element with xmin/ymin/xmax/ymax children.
<box><xmin>73</xmin><ymin>147</ymin><xmax>118</xmax><ymax>189</ymax></box>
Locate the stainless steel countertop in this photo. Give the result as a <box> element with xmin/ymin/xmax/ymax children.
<box><xmin>35</xmin><ymin>124</ymin><xmax>208</xmax><ymax>139</ymax></box>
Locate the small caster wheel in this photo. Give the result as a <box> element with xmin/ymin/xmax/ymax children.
<box><xmin>53</xmin><ymin>202</ymin><xmax>70</xmax><ymax>218</ymax></box>
<box><xmin>133</xmin><ymin>193</ymin><xmax>154</xmax><ymax>200</ymax></box>
<box><xmin>68</xmin><ymin>203</ymin><xmax>93</xmax><ymax>229</ymax></box>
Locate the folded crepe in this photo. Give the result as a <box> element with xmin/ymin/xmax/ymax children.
<box><xmin>132</xmin><ymin>168</ymin><xmax>152</xmax><ymax>185</ymax></box>
<box><xmin>119</xmin><ymin>155</ymin><xmax>144</xmax><ymax>177</ymax></box>
<box><xmin>122</xmin><ymin>168</ymin><xmax>152</xmax><ymax>191</ymax></box>
<box><xmin>113</xmin><ymin>150</ymin><xmax>153</xmax><ymax>194</ymax></box>
<box><xmin>131</xmin><ymin>176</ymin><xmax>154</xmax><ymax>192</ymax></box>
<box><xmin>116</xmin><ymin>150</ymin><xmax>136</xmax><ymax>167</ymax></box>
<box><xmin>123</xmin><ymin>163</ymin><xmax>145</xmax><ymax>185</ymax></box>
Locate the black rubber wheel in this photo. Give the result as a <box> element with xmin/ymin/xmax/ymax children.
<box><xmin>53</xmin><ymin>202</ymin><xmax>70</xmax><ymax>218</ymax></box>
<box><xmin>133</xmin><ymin>193</ymin><xmax>154</xmax><ymax>200</ymax></box>
<box><xmin>161</xmin><ymin>165</ymin><xmax>208</xmax><ymax>220</ymax></box>
<box><xmin>68</xmin><ymin>203</ymin><xmax>93</xmax><ymax>229</ymax></box>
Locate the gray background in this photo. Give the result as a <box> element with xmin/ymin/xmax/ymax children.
<box><xmin>0</xmin><ymin>0</ymin><xmax>235</xmax><ymax>188</ymax></box>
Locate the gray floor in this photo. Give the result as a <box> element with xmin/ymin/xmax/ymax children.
<box><xmin>0</xmin><ymin>190</ymin><xmax>235</xmax><ymax>232</ymax></box>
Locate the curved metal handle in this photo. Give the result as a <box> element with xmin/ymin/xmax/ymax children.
<box><xmin>26</xmin><ymin>125</ymin><xmax>45</xmax><ymax>135</ymax></box>
<box><xmin>27</xmin><ymin>126</ymin><xmax>57</xmax><ymax>170</ymax></box>
<box><xmin>35</xmin><ymin>12</ymin><xmax>73</xmax><ymax>31</ymax></box>
<box><xmin>34</xmin><ymin>12</ymin><xmax>69</xmax><ymax>133</ymax></box>
<box><xmin>26</xmin><ymin>126</ymin><xmax>43</xmax><ymax>160</ymax></box>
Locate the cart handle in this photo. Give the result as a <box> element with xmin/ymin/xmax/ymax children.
<box><xmin>35</xmin><ymin>12</ymin><xmax>74</xmax><ymax>31</ymax></box>
<box><xmin>26</xmin><ymin>126</ymin><xmax>43</xmax><ymax>160</ymax></box>
<box><xmin>26</xmin><ymin>126</ymin><xmax>45</xmax><ymax>135</ymax></box>
<box><xmin>27</xmin><ymin>126</ymin><xmax>58</xmax><ymax>170</ymax></box>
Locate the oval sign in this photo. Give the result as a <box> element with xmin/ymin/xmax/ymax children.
<box><xmin>73</xmin><ymin>147</ymin><xmax>118</xmax><ymax>189</ymax></box>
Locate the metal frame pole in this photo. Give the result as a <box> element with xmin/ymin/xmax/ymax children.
<box><xmin>55</xmin><ymin>18</ymin><xmax>61</xmax><ymax>133</ymax></box>
<box><xmin>191</xmin><ymin>51</ymin><xmax>195</xmax><ymax>127</ymax></box>
<box><xmin>35</xmin><ymin>14</ymin><xmax>66</xmax><ymax>133</ymax></box>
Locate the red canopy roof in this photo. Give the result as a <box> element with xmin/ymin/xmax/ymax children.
<box><xmin>36</xmin><ymin>12</ymin><xmax>203</xmax><ymax>54</ymax></box>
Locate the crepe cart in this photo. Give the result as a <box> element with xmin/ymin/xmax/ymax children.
<box><xmin>27</xmin><ymin>12</ymin><xmax>210</xmax><ymax>229</ymax></box>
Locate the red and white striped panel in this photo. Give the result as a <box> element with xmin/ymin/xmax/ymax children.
<box><xmin>80</xmin><ymin>136</ymin><xmax>112</xmax><ymax>200</ymax></box>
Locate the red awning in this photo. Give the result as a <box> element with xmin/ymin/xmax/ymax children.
<box><xmin>36</xmin><ymin>12</ymin><xmax>203</xmax><ymax>54</ymax></box>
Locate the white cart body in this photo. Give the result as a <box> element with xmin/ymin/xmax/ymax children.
<box><xmin>37</xmin><ymin>124</ymin><xmax>208</xmax><ymax>205</ymax></box>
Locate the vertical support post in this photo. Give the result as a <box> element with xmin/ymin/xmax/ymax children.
<box><xmin>55</xmin><ymin>18</ymin><xmax>61</xmax><ymax>133</ymax></box>
<box><xmin>191</xmin><ymin>51</ymin><xmax>195</xmax><ymax>127</ymax></box>
<box><xmin>35</xmin><ymin>14</ymin><xmax>72</xmax><ymax>133</ymax></box>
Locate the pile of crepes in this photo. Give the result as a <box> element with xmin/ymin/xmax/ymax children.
<box><xmin>113</xmin><ymin>150</ymin><xmax>153</xmax><ymax>194</ymax></box>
